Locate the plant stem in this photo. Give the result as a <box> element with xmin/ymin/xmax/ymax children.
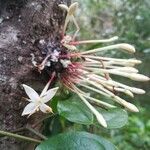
<box><xmin>0</xmin><ymin>130</ymin><xmax>41</xmax><ymax>143</ymax></box>
<box><xmin>32</xmin><ymin>114</ymin><xmax>56</xmax><ymax>128</ymax></box>
<box><xmin>11</xmin><ymin>125</ymin><xmax>47</xmax><ymax>140</ymax></box>
<box><xmin>26</xmin><ymin>126</ymin><xmax>47</xmax><ymax>140</ymax></box>
<box><xmin>12</xmin><ymin>127</ymin><xmax>25</xmax><ymax>133</ymax></box>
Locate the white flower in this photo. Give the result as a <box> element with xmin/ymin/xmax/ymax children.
<box><xmin>22</xmin><ymin>83</ymin><xmax>59</xmax><ymax>117</ymax></box>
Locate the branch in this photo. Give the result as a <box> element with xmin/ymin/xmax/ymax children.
<box><xmin>0</xmin><ymin>130</ymin><xmax>42</xmax><ymax>144</ymax></box>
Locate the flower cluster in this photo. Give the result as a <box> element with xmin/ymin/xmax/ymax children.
<box><xmin>22</xmin><ymin>2</ymin><xmax>149</xmax><ymax>128</ymax></box>
<box><xmin>58</xmin><ymin>2</ymin><xmax>149</xmax><ymax>127</ymax></box>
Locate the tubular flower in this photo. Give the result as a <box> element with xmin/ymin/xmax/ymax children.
<box><xmin>22</xmin><ymin>79</ymin><xmax>59</xmax><ymax>117</ymax></box>
<box><xmin>59</xmin><ymin>49</ymin><xmax>149</xmax><ymax>127</ymax></box>
<box><xmin>58</xmin><ymin>3</ymin><xmax>150</xmax><ymax>127</ymax></box>
<box><xmin>30</xmin><ymin>2</ymin><xmax>149</xmax><ymax>127</ymax></box>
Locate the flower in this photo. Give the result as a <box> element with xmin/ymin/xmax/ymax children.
<box><xmin>57</xmin><ymin>2</ymin><xmax>150</xmax><ymax>127</ymax></box>
<box><xmin>30</xmin><ymin>2</ymin><xmax>149</xmax><ymax>127</ymax></box>
<box><xmin>22</xmin><ymin>80</ymin><xmax>58</xmax><ymax>117</ymax></box>
<box><xmin>59</xmin><ymin>2</ymin><xmax>78</xmax><ymax>37</ymax></box>
<box><xmin>59</xmin><ymin>44</ymin><xmax>149</xmax><ymax>128</ymax></box>
<box><xmin>58</xmin><ymin>40</ymin><xmax>150</xmax><ymax>127</ymax></box>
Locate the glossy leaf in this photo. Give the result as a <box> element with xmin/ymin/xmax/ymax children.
<box><xmin>57</xmin><ymin>97</ymin><xmax>93</xmax><ymax>125</ymax></box>
<box><xmin>36</xmin><ymin>131</ymin><xmax>116</xmax><ymax>150</ymax></box>
<box><xmin>97</xmin><ymin>108</ymin><xmax>128</xmax><ymax>129</ymax></box>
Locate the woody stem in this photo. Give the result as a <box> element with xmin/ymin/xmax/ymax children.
<box><xmin>0</xmin><ymin>130</ymin><xmax>41</xmax><ymax>143</ymax></box>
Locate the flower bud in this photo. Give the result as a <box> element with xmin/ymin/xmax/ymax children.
<box><xmin>125</xmin><ymin>102</ymin><xmax>139</xmax><ymax>112</ymax></box>
<box><xmin>118</xmin><ymin>43</ymin><xmax>135</xmax><ymax>53</ymax></box>
<box><xmin>129</xmin><ymin>74</ymin><xmax>150</xmax><ymax>82</ymax></box>
<box><xmin>129</xmin><ymin>87</ymin><xmax>145</xmax><ymax>94</ymax></box>
<box><xmin>95</xmin><ymin>112</ymin><xmax>107</xmax><ymax>128</ymax></box>
<box><xmin>58</xmin><ymin>4</ymin><xmax>69</xmax><ymax>11</ymax></box>
<box><xmin>124</xmin><ymin>90</ymin><xmax>134</xmax><ymax>98</ymax></box>
<box><xmin>68</xmin><ymin>2</ymin><xmax>78</xmax><ymax>15</ymax></box>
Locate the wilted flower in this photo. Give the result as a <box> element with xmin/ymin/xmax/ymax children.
<box><xmin>22</xmin><ymin>78</ymin><xmax>58</xmax><ymax>117</ymax></box>
<box><xmin>59</xmin><ymin>2</ymin><xmax>79</xmax><ymax>39</ymax></box>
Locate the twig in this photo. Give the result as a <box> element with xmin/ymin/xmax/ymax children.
<box><xmin>0</xmin><ymin>130</ymin><xmax>41</xmax><ymax>143</ymax></box>
<box><xmin>11</xmin><ymin>126</ymin><xmax>47</xmax><ymax>140</ymax></box>
<box><xmin>32</xmin><ymin>114</ymin><xmax>56</xmax><ymax>128</ymax></box>
<box><xmin>11</xmin><ymin>127</ymin><xmax>25</xmax><ymax>133</ymax></box>
<box><xmin>26</xmin><ymin>125</ymin><xmax>47</xmax><ymax>140</ymax></box>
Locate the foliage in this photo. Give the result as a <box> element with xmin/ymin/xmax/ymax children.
<box><xmin>71</xmin><ymin>0</ymin><xmax>149</xmax><ymax>149</ymax></box>
<box><xmin>36</xmin><ymin>132</ymin><xmax>116</xmax><ymax>150</ymax></box>
<box><xmin>38</xmin><ymin>0</ymin><xmax>149</xmax><ymax>149</ymax></box>
<box><xmin>58</xmin><ymin>95</ymin><xmax>128</xmax><ymax>128</ymax></box>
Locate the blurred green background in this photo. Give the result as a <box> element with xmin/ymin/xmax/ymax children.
<box><xmin>74</xmin><ymin>0</ymin><xmax>150</xmax><ymax>149</ymax></box>
<box><xmin>44</xmin><ymin>0</ymin><xmax>150</xmax><ymax>150</ymax></box>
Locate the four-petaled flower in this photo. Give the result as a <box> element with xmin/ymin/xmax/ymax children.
<box><xmin>22</xmin><ymin>82</ymin><xmax>58</xmax><ymax>117</ymax></box>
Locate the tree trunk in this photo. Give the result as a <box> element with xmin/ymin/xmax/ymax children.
<box><xmin>0</xmin><ymin>0</ymin><xmax>70</xmax><ymax>149</ymax></box>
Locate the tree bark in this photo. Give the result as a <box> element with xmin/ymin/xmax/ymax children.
<box><xmin>0</xmin><ymin>0</ymin><xmax>70</xmax><ymax>149</ymax></box>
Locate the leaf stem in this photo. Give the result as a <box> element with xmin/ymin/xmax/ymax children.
<box><xmin>0</xmin><ymin>130</ymin><xmax>41</xmax><ymax>143</ymax></box>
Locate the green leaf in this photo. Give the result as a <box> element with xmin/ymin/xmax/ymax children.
<box><xmin>36</xmin><ymin>131</ymin><xmax>116</xmax><ymax>150</ymax></box>
<box><xmin>57</xmin><ymin>96</ymin><xmax>93</xmax><ymax>125</ymax></box>
<box><xmin>57</xmin><ymin>95</ymin><xmax>128</xmax><ymax>128</ymax></box>
<box><xmin>97</xmin><ymin>108</ymin><xmax>128</xmax><ymax>129</ymax></box>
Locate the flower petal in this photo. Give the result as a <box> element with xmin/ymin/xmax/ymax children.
<box><xmin>22</xmin><ymin>84</ymin><xmax>40</xmax><ymax>102</ymax></box>
<box><xmin>40</xmin><ymin>103</ymin><xmax>53</xmax><ymax>113</ymax></box>
<box><xmin>21</xmin><ymin>102</ymin><xmax>37</xmax><ymax>116</ymax></box>
<box><xmin>42</xmin><ymin>87</ymin><xmax>59</xmax><ymax>103</ymax></box>
<box><xmin>40</xmin><ymin>81</ymin><xmax>51</xmax><ymax>97</ymax></box>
